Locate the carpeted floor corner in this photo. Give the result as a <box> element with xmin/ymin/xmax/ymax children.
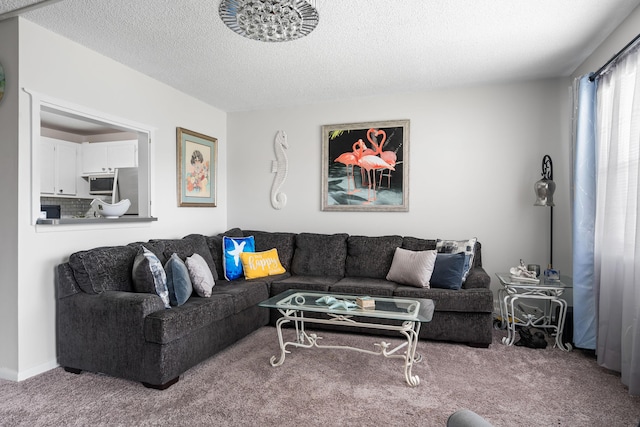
<box><xmin>0</xmin><ymin>327</ymin><xmax>639</xmax><ymax>426</ymax></box>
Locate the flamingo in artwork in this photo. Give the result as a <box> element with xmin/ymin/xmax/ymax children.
<box><xmin>368</xmin><ymin>128</ymin><xmax>397</xmax><ymax>188</ymax></box>
<box><xmin>334</xmin><ymin>140</ymin><xmax>364</xmax><ymax>194</ymax></box>
<box><xmin>358</xmin><ymin>149</ymin><xmax>395</xmax><ymax>203</ymax></box>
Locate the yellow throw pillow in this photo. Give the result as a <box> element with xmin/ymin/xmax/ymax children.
<box><xmin>239</xmin><ymin>248</ymin><xmax>286</xmax><ymax>279</ymax></box>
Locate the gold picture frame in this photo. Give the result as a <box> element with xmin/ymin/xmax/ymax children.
<box><xmin>177</xmin><ymin>127</ymin><xmax>217</xmax><ymax>207</ymax></box>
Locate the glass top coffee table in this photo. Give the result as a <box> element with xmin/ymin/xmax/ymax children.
<box><xmin>259</xmin><ymin>289</ymin><xmax>434</xmax><ymax>386</ymax></box>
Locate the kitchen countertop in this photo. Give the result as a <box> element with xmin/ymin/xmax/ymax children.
<box><xmin>37</xmin><ymin>216</ymin><xmax>158</xmax><ymax>225</ymax></box>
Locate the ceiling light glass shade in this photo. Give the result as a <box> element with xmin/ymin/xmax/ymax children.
<box><xmin>219</xmin><ymin>0</ymin><xmax>319</xmax><ymax>42</ymax></box>
<box><xmin>534</xmin><ymin>178</ymin><xmax>556</xmax><ymax>206</ymax></box>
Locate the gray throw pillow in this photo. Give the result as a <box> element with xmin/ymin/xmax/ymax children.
<box><xmin>386</xmin><ymin>248</ymin><xmax>437</xmax><ymax>288</ymax></box>
<box><xmin>186</xmin><ymin>253</ymin><xmax>215</xmax><ymax>297</ymax></box>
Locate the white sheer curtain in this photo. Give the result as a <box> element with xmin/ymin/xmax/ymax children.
<box><xmin>594</xmin><ymin>46</ymin><xmax>640</xmax><ymax>396</ymax></box>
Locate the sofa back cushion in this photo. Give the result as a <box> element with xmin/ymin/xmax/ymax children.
<box><xmin>345</xmin><ymin>235</ymin><xmax>403</xmax><ymax>279</ymax></box>
<box><xmin>68</xmin><ymin>245</ymin><xmax>137</xmax><ymax>294</ymax></box>
<box><xmin>402</xmin><ymin>236</ymin><xmax>437</xmax><ymax>251</ymax></box>
<box><xmin>148</xmin><ymin>235</ymin><xmax>218</xmax><ymax>280</ymax></box>
<box><xmin>291</xmin><ymin>233</ymin><xmax>348</xmax><ymax>277</ymax></box>
<box><xmin>242</xmin><ymin>230</ymin><xmax>296</xmax><ymax>271</ymax></box>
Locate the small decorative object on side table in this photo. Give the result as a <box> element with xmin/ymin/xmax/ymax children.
<box><xmin>495</xmin><ymin>272</ymin><xmax>572</xmax><ymax>351</ymax></box>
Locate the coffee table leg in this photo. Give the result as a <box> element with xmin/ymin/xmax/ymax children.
<box><xmin>270</xmin><ymin>311</ymin><xmax>293</xmax><ymax>367</ymax></box>
<box><xmin>403</xmin><ymin>322</ymin><xmax>421</xmax><ymax>387</ymax></box>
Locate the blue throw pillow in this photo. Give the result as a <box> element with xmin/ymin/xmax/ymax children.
<box><xmin>430</xmin><ymin>252</ymin><xmax>466</xmax><ymax>290</ymax></box>
<box><xmin>436</xmin><ymin>238</ymin><xmax>477</xmax><ymax>282</ymax></box>
<box><xmin>165</xmin><ymin>253</ymin><xmax>193</xmax><ymax>306</ymax></box>
<box><xmin>223</xmin><ymin>236</ymin><xmax>255</xmax><ymax>280</ymax></box>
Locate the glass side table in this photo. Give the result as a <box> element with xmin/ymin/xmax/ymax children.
<box><xmin>495</xmin><ymin>273</ymin><xmax>572</xmax><ymax>351</ymax></box>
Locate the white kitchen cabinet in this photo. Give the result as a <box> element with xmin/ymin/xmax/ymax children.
<box><xmin>40</xmin><ymin>137</ymin><xmax>78</xmax><ymax>196</ymax></box>
<box><xmin>81</xmin><ymin>140</ymin><xmax>138</xmax><ymax>174</ymax></box>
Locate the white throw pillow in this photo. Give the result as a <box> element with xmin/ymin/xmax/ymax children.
<box><xmin>186</xmin><ymin>253</ymin><xmax>215</xmax><ymax>297</ymax></box>
<box><xmin>386</xmin><ymin>248</ymin><xmax>437</xmax><ymax>288</ymax></box>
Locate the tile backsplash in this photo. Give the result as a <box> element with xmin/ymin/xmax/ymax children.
<box><xmin>40</xmin><ymin>197</ymin><xmax>96</xmax><ymax>218</ymax></box>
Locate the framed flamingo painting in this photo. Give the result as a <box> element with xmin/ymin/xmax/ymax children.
<box><xmin>177</xmin><ymin>127</ymin><xmax>217</xmax><ymax>207</ymax></box>
<box><xmin>321</xmin><ymin>119</ymin><xmax>409</xmax><ymax>212</ymax></box>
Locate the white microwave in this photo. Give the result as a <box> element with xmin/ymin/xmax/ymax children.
<box><xmin>89</xmin><ymin>174</ymin><xmax>116</xmax><ymax>195</ymax></box>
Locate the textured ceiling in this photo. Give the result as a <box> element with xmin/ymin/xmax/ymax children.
<box><xmin>5</xmin><ymin>0</ymin><xmax>640</xmax><ymax>112</ymax></box>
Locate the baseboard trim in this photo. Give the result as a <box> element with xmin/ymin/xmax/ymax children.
<box><xmin>0</xmin><ymin>360</ymin><xmax>59</xmax><ymax>382</ymax></box>
<box><xmin>0</xmin><ymin>367</ymin><xmax>18</xmax><ymax>382</ymax></box>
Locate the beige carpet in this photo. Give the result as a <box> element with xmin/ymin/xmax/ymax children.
<box><xmin>0</xmin><ymin>327</ymin><xmax>639</xmax><ymax>426</ymax></box>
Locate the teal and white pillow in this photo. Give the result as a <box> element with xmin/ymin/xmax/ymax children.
<box><xmin>132</xmin><ymin>246</ymin><xmax>170</xmax><ymax>308</ymax></box>
<box><xmin>222</xmin><ymin>236</ymin><xmax>255</xmax><ymax>280</ymax></box>
<box><xmin>436</xmin><ymin>238</ymin><xmax>477</xmax><ymax>282</ymax></box>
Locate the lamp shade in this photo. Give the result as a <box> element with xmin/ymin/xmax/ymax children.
<box><xmin>534</xmin><ymin>178</ymin><xmax>556</xmax><ymax>207</ymax></box>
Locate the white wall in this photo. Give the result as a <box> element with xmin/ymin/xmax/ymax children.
<box><xmin>0</xmin><ymin>18</ymin><xmax>20</xmax><ymax>382</ymax></box>
<box><xmin>227</xmin><ymin>78</ymin><xmax>573</xmax><ymax>292</ymax></box>
<box><xmin>0</xmin><ymin>18</ymin><xmax>229</xmax><ymax>381</ymax></box>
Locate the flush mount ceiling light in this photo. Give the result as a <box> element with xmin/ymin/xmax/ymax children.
<box><xmin>219</xmin><ymin>0</ymin><xmax>319</xmax><ymax>42</ymax></box>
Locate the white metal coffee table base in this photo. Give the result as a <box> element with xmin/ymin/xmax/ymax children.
<box><xmin>270</xmin><ymin>309</ymin><xmax>423</xmax><ymax>386</ymax></box>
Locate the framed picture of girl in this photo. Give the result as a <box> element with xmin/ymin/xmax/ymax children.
<box><xmin>177</xmin><ymin>127</ymin><xmax>217</xmax><ymax>207</ymax></box>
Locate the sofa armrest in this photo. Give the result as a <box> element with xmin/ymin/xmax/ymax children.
<box><xmin>57</xmin><ymin>290</ymin><xmax>165</xmax><ymax>375</ymax></box>
<box><xmin>463</xmin><ymin>267</ymin><xmax>491</xmax><ymax>289</ymax></box>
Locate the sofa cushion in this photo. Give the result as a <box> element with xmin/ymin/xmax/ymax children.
<box><xmin>291</xmin><ymin>233</ymin><xmax>348</xmax><ymax>277</ymax></box>
<box><xmin>402</xmin><ymin>236</ymin><xmax>438</xmax><ymax>251</ymax></box>
<box><xmin>270</xmin><ymin>275</ymin><xmax>340</xmax><ymax>295</ymax></box>
<box><xmin>345</xmin><ymin>235</ymin><xmax>403</xmax><ymax>279</ymax></box>
<box><xmin>132</xmin><ymin>246</ymin><xmax>170</xmax><ymax>308</ymax></box>
<box><xmin>436</xmin><ymin>238</ymin><xmax>477</xmax><ymax>282</ymax></box>
<box><xmin>144</xmin><ymin>294</ymin><xmax>235</xmax><ymax>344</ymax></box>
<box><xmin>154</xmin><ymin>235</ymin><xmax>218</xmax><ymax>280</ymax></box>
<box><xmin>220</xmin><ymin>228</ymin><xmax>244</xmax><ymax>237</ymax></box>
<box><xmin>243</xmin><ymin>230</ymin><xmax>296</xmax><ymax>271</ymax></box>
<box><xmin>430</xmin><ymin>252</ymin><xmax>466</xmax><ymax>290</ymax></box>
<box><xmin>329</xmin><ymin>277</ymin><xmax>398</xmax><ymax>297</ymax></box>
<box><xmin>386</xmin><ymin>248</ymin><xmax>437</xmax><ymax>288</ymax></box>
<box><xmin>223</xmin><ymin>236</ymin><xmax>256</xmax><ymax>280</ymax></box>
<box><xmin>131</xmin><ymin>241</ymin><xmax>163</xmax><ymax>265</ymax></box>
<box><xmin>240</xmin><ymin>248</ymin><xmax>286</xmax><ymax>279</ymax></box>
<box><xmin>186</xmin><ymin>253</ymin><xmax>215</xmax><ymax>297</ymax></box>
<box><xmin>209</xmin><ymin>280</ymin><xmax>269</xmax><ymax>314</ymax></box>
<box><xmin>393</xmin><ymin>286</ymin><xmax>493</xmax><ymax>312</ymax></box>
<box><xmin>69</xmin><ymin>245</ymin><xmax>137</xmax><ymax>294</ymax></box>
<box><xmin>204</xmin><ymin>235</ymin><xmax>224</xmax><ymax>278</ymax></box>
<box><xmin>165</xmin><ymin>253</ymin><xmax>193</xmax><ymax>306</ymax></box>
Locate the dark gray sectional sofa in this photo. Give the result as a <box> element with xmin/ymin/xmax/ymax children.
<box><xmin>56</xmin><ymin>228</ymin><xmax>493</xmax><ymax>389</ymax></box>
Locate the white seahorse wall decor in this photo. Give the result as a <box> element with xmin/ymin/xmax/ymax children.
<box><xmin>271</xmin><ymin>130</ymin><xmax>289</xmax><ymax>210</ymax></box>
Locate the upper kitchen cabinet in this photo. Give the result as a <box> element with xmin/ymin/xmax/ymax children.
<box><xmin>81</xmin><ymin>140</ymin><xmax>138</xmax><ymax>175</ymax></box>
<box><xmin>40</xmin><ymin>137</ymin><xmax>78</xmax><ymax>196</ymax></box>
